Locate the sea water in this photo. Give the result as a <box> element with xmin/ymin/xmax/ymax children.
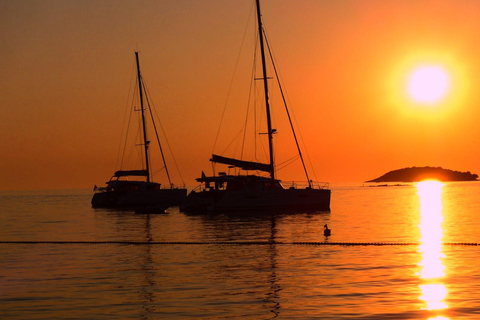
<box><xmin>1</xmin><ymin>182</ymin><xmax>480</xmax><ymax>319</ymax></box>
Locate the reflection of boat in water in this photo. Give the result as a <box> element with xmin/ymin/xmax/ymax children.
<box><xmin>92</xmin><ymin>52</ymin><xmax>187</xmax><ymax>210</ymax></box>
<box><xmin>181</xmin><ymin>0</ymin><xmax>330</xmax><ymax>214</ymax></box>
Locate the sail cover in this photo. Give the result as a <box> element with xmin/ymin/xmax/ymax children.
<box><xmin>210</xmin><ymin>154</ymin><xmax>273</xmax><ymax>173</ymax></box>
<box><xmin>114</xmin><ymin>170</ymin><xmax>149</xmax><ymax>177</ymax></box>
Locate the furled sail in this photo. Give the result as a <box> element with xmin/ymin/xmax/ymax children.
<box><xmin>210</xmin><ymin>154</ymin><xmax>273</xmax><ymax>173</ymax></box>
<box><xmin>114</xmin><ymin>170</ymin><xmax>149</xmax><ymax>177</ymax></box>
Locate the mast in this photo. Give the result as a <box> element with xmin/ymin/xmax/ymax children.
<box><xmin>255</xmin><ymin>0</ymin><xmax>275</xmax><ymax>180</ymax></box>
<box><xmin>135</xmin><ymin>51</ymin><xmax>151</xmax><ymax>182</ymax></box>
<box><xmin>264</xmin><ymin>38</ymin><xmax>313</xmax><ymax>187</ymax></box>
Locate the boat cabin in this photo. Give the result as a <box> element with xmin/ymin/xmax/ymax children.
<box><xmin>105</xmin><ymin>180</ymin><xmax>161</xmax><ymax>193</ymax></box>
<box><xmin>196</xmin><ymin>174</ymin><xmax>284</xmax><ymax>191</ymax></box>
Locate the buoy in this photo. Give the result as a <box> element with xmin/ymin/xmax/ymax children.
<box><xmin>324</xmin><ymin>224</ymin><xmax>331</xmax><ymax>237</ymax></box>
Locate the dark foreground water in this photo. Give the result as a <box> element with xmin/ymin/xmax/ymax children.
<box><xmin>1</xmin><ymin>182</ymin><xmax>480</xmax><ymax>319</ymax></box>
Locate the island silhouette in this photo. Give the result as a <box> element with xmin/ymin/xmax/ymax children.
<box><xmin>367</xmin><ymin>166</ymin><xmax>479</xmax><ymax>182</ymax></box>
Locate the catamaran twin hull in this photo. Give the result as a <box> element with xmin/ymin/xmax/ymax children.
<box><xmin>91</xmin><ymin>52</ymin><xmax>187</xmax><ymax>209</ymax></box>
<box><xmin>92</xmin><ymin>183</ymin><xmax>187</xmax><ymax>209</ymax></box>
<box><xmin>181</xmin><ymin>188</ymin><xmax>331</xmax><ymax>214</ymax></box>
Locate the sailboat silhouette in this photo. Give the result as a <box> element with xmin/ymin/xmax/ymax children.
<box><xmin>181</xmin><ymin>0</ymin><xmax>330</xmax><ymax>213</ymax></box>
<box><xmin>92</xmin><ymin>52</ymin><xmax>187</xmax><ymax>210</ymax></box>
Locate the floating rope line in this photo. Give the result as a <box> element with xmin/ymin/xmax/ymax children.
<box><xmin>0</xmin><ymin>241</ymin><xmax>479</xmax><ymax>246</ymax></box>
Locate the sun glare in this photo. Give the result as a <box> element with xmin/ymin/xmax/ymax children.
<box><xmin>407</xmin><ymin>66</ymin><xmax>450</xmax><ymax>104</ymax></box>
<box><xmin>389</xmin><ymin>52</ymin><xmax>467</xmax><ymax>117</ymax></box>
<box><xmin>416</xmin><ymin>180</ymin><xmax>448</xmax><ymax>313</ymax></box>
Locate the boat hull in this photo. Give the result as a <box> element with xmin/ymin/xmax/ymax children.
<box><xmin>92</xmin><ymin>188</ymin><xmax>187</xmax><ymax>209</ymax></box>
<box><xmin>181</xmin><ymin>188</ymin><xmax>330</xmax><ymax>213</ymax></box>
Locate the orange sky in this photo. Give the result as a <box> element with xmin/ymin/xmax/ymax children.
<box><xmin>2</xmin><ymin>0</ymin><xmax>480</xmax><ymax>190</ymax></box>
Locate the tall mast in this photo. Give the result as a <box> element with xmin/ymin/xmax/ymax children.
<box><xmin>255</xmin><ymin>0</ymin><xmax>275</xmax><ymax>180</ymax></box>
<box><xmin>135</xmin><ymin>51</ymin><xmax>151</xmax><ymax>182</ymax></box>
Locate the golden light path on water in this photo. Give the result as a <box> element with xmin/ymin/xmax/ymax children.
<box><xmin>416</xmin><ymin>180</ymin><xmax>449</xmax><ymax>319</ymax></box>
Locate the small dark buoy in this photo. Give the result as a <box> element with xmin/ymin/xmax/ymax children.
<box><xmin>324</xmin><ymin>224</ymin><xmax>331</xmax><ymax>237</ymax></box>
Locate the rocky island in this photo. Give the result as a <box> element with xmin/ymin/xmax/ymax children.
<box><xmin>367</xmin><ymin>166</ymin><xmax>478</xmax><ymax>182</ymax></box>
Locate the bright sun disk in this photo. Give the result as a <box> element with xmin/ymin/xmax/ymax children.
<box><xmin>407</xmin><ymin>66</ymin><xmax>449</xmax><ymax>104</ymax></box>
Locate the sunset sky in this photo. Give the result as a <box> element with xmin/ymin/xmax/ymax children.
<box><xmin>2</xmin><ymin>0</ymin><xmax>480</xmax><ymax>191</ymax></box>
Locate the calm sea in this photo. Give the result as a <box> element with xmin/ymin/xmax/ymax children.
<box><xmin>1</xmin><ymin>182</ymin><xmax>480</xmax><ymax>319</ymax></box>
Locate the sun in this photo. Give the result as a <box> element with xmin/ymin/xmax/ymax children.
<box><xmin>407</xmin><ymin>66</ymin><xmax>450</xmax><ymax>104</ymax></box>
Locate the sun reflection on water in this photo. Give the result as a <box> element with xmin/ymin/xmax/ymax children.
<box><xmin>416</xmin><ymin>180</ymin><xmax>449</xmax><ymax>318</ymax></box>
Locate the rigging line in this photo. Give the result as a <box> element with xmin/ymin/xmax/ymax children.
<box><xmin>117</xmin><ymin>60</ymin><xmax>137</xmax><ymax>171</ymax></box>
<box><xmin>120</xmin><ymin>76</ymin><xmax>138</xmax><ymax>170</ymax></box>
<box><xmin>135</xmin><ymin>52</ymin><xmax>151</xmax><ymax>182</ymax></box>
<box><xmin>240</xmin><ymin>96</ymin><xmax>249</xmax><ymax>159</ymax></box>
<box><xmin>263</xmin><ymin>31</ymin><xmax>319</xmax><ymax>182</ymax></box>
<box><xmin>276</xmin><ymin>155</ymin><xmax>300</xmax><ymax>168</ymax></box>
<box><xmin>276</xmin><ymin>156</ymin><xmax>300</xmax><ymax>173</ymax></box>
<box><xmin>219</xmin><ymin>129</ymin><xmax>245</xmax><ymax>156</ymax></box>
<box><xmin>148</xmin><ymin>95</ymin><xmax>186</xmax><ymax>186</ymax></box>
<box><xmin>135</xmin><ymin>94</ymin><xmax>146</xmax><ymax>171</ymax></box>
<box><xmin>248</xmin><ymin>85</ymin><xmax>270</xmax><ymax>166</ymax></box>
<box><xmin>212</xmin><ymin>1</ymin><xmax>256</xmax><ymax>155</ymax></box>
<box><xmin>121</xmin><ymin>97</ymin><xmax>146</xmax><ymax>176</ymax></box>
<box><xmin>249</xmin><ymin>13</ymin><xmax>261</xmax><ymax>162</ymax></box>
<box><xmin>253</xmin><ymin>14</ymin><xmax>261</xmax><ymax>162</ymax></box>
<box><xmin>151</xmin><ymin>168</ymin><xmax>165</xmax><ymax>176</ymax></box>
<box><xmin>252</xmin><ymin>67</ymin><xmax>269</xmax><ymax>164</ymax></box>
<box><xmin>263</xmin><ymin>30</ymin><xmax>312</xmax><ymax>187</ymax></box>
<box><xmin>140</xmin><ymin>77</ymin><xmax>185</xmax><ymax>186</ymax></box>
<box><xmin>241</xmin><ymin>34</ymin><xmax>259</xmax><ymax>161</ymax></box>
<box><xmin>228</xmin><ymin>130</ymin><xmax>243</xmax><ymax>164</ymax></box>
<box><xmin>253</xmin><ymin>18</ymin><xmax>258</xmax><ymax>161</ymax></box>
<box><xmin>142</xmin><ymin>80</ymin><xmax>172</xmax><ymax>186</ymax></box>
<box><xmin>255</xmin><ymin>0</ymin><xmax>275</xmax><ymax>180</ymax></box>
<box><xmin>156</xmin><ymin>132</ymin><xmax>186</xmax><ymax>186</ymax></box>
<box><xmin>251</xmin><ymin>48</ymin><xmax>274</xmax><ymax>166</ymax></box>
<box><xmin>304</xmin><ymin>139</ymin><xmax>318</xmax><ymax>181</ymax></box>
